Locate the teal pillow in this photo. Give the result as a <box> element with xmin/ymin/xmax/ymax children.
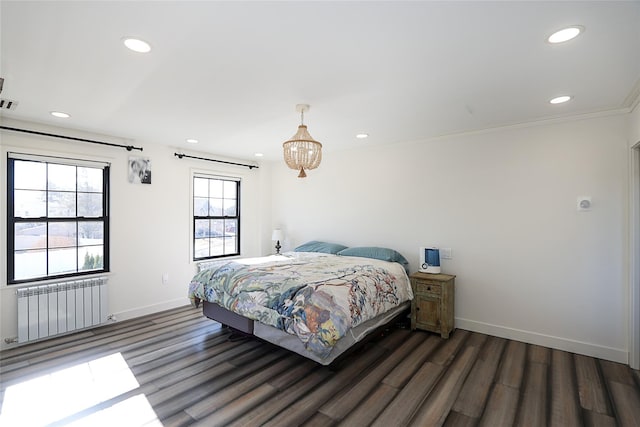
<box><xmin>337</xmin><ymin>246</ymin><xmax>409</xmax><ymax>268</ymax></box>
<box><xmin>294</xmin><ymin>240</ymin><xmax>348</xmax><ymax>254</ymax></box>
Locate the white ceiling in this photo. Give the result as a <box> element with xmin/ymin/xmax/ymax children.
<box><xmin>1</xmin><ymin>1</ymin><xmax>639</xmax><ymax>161</ymax></box>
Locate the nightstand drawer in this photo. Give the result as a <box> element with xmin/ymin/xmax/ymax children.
<box><xmin>416</xmin><ymin>282</ymin><xmax>441</xmax><ymax>295</ymax></box>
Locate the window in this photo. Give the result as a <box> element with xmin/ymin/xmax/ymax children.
<box><xmin>193</xmin><ymin>175</ymin><xmax>240</xmax><ymax>260</ymax></box>
<box><xmin>7</xmin><ymin>154</ymin><xmax>109</xmax><ymax>284</ymax></box>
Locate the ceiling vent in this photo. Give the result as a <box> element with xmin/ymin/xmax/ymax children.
<box><xmin>0</xmin><ymin>98</ymin><xmax>18</xmax><ymax>110</ymax></box>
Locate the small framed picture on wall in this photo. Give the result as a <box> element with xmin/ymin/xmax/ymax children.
<box><xmin>128</xmin><ymin>156</ymin><xmax>152</xmax><ymax>184</ymax></box>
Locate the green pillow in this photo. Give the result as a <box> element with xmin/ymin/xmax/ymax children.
<box><xmin>294</xmin><ymin>240</ymin><xmax>348</xmax><ymax>254</ymax></box>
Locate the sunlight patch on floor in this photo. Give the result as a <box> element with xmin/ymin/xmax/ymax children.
<box><xmin>67</xmin><ymin>394</ymin><xmax>162</xmax><ymax>427</ymax></box>
<box><xmin>0</xmin><ymin>352</ymin><xmax>158</xmax><ymax>426</ymax></box>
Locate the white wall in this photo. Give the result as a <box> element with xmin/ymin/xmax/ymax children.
<box><xmin>0</xmin><ymin>119</ymin><xmax>269</xmax><ymax>350</ymax></box>
<box><xmin>271</xmin><ymin>113</ymin><xmax>630</xmax><ymax>363</ymax></box>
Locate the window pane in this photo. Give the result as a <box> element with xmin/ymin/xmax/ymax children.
<box><xmin>14</xmin><ymin>161</ymin><xmax>46</xmax><ymax>190</ymax></box>
<box><xmin>210</xmin><ymin>237</ymin><xmax>224</xmax><ymax>256</ymax></box>
<box><xmin>77</xmin><ymin>167</ymin><xmax>102</xmax><ymax>192</ymax></box>
<box><xmin>15</xmin><ymin>223</ymin><xmax>46</xmax><ymax>250</ymax></box>
<box><xmin>194</xmin><ymin>197</ymin><xmax>208</xmax><ymax>216</ymax></box>
<box><xmin>49</xmin><ymin>247</ymin><xmax>77</xmax><ymax>275</ymax></box>
<box><xmin>78</xmin><ymin>193</ymin><xmax>103</xmax><ymax>217</ymax></box>
<box><xmin>209</xmin><ymin>198</ymin><xmax>223</xmax><ymax>216</ymax></box>
<box><xmin>223</xmin><ymin>199</ymin><xmax>237</xmax><ymax>216</ymax></box>
<box><xmin>79</xmin><ymin>246</ymin><xmax>104</xmax><ymax>271</ymax></box>
<box><xmin>211</xmin><ymin>219</ymin><xmax>224</xmax><ymax>237</ymax></box>
<box><xmin>14</xmin><ymin>190</ymin><xmax>46</xmax><ymax>217</ymax></box>
<box><xmin>195</xmin><ymin>219</ymin><xmax>209</xmax><ymax>238</ymax></box>
<box><xmin>195</xmin><ymin>238</ymin><xmax>209</xmax><ymax>258</ymax></box>
<box><xmin>223</xmin><ymin>181</ymin><xmax>236</xmax><ymax>199</ymax></box>
<box><xmin>14</xmin><ymin>250</ymin><xmax>47</xmax><ymax>281</ymax></box>
<box><xmin>49</xmin><ymin>222</ymin><xmax>77</xmax><ymax>248</ymax></box>
<box><xmin>210</xmin><ymin>180</ymin><xmax>223</xmax><ymax>198</ymax></box>
<box><xmin>194</xmin><ymin>178</ymin><xmax>208</xmax><ymax>197</ymax></box>
<box><xmin>224</xmin><ymin>236</ymin><xmax>237</xmax><ymax>254</ymax></box>
<box><xmin>48</xmin><ymin>164</ymin><xmax>76</xmax><ymax>191</ymax></box>
<box><xmin>79</xmin><ymin>222</ymin><xmax>103</xmax><ymax>245</ymax></box>
<box><xmin>225</xmin><ymin>219</ymin><xmax>237</xmax><ymax>236</ymax></box>
<box><xmin>48</xmin><ymin>191</ymin><xmax>76</xmax><ymax>217</ymax></box>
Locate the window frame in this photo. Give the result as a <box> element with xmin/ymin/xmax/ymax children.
<box><xmin>7</xmin><ymin>154</ymin><xmax>110</xmax><ymax>285</ymax></box>
<box><xmin>192</xmin><ymin>174</ymin><xmax>241</xmax><ymax>261</ymax></box>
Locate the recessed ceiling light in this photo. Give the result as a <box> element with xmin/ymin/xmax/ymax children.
<box><xmin>254</xmin><ymin>153</ymin><xmax>264</xmax><ymax>157</ymax></box>
<box><xmin>547</xmin><ymin>26</ymin><xmax>583</xmax><ymax>44</ymax></box>
<box><xmin>356</xmin><ymin>133</ymin><xmax>369</xmax><ymax>139</ymax></box>
<box><xmin>50</xmin><ymin>111</ymin><xmax>70</xmax><ymax>118</ymax></box>
<box><xmin>123</xmin><ymin>37</ymin><xmax>151</xmax><ymax>53</ymax></box>
<box><xmin>186</xmin><ymin>138</ymin><xmax>198</xmax><ymax>144</ymax></box>
<box><xmin>549</xmin><ymin>95</ymin><xmax>572</xmax><ymax>104</ymax></box>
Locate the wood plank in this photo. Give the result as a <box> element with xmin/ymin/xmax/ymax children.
<box><xmin>139</xmin><ymin>340</ymin><xmax>260</xmax><ymax>386</ymax></box>
<box><xmin>607</xmin><ymin>380</ymin><xmax>640</xmax><ymax>427</ymax></box>
<box><xmin>192</xmin><ymin>384</ymin><xmax>276</xmax><ymax>427</ymax></box>
<box><xmin>574</xmin><ymin>353</ymin><xmax>612</xmax><ymax>415</ymax></box>
<box><xmin>515</xmin><ymin>362</ymin><xmax>547</xmax><ymax>427</ymax></box>
<box><xmin>528</xmin><ymin>344</ymin><xmax>550</xmax><ymax>365</ymax></box>
<box><xmin>430</xmin><ymin>329</ymin><xmax>469</xmax><ymax>366</ymax></box>
<box><xmin>409</xmin><ymin>345</ymin><xmax>480</xmax><ymax>426</ymax></box>
<box><xmin>185</xmin><ymin>356</ymin><xmax>297</xmax><ymax>419</ymax></box>
<box><xmin>151</xmin><ymin>349</ymin><xmax>284</xmax><ymax>420</ymax></box>
<box><xmin>382</xmin><ymin>334</ymin><xmax>438</xmax><ymax>388</ymax></box>
<box><xmin>583</xmin><ymin>410</ymin><xmax>617</xmax><ymax>427</ymax></box>
<box><xmin>337</xmin><ymin>383</ymin><xmax>399</xmax><ymax>427</ymax></box>
<box><xmin>371</xmin><ymin>362</ymin><xmax>444</xmax><ymax>427</ymax></box>
<box><xmin>260</xmin><ymin>345</ymin><xmax>386</xmax><ymax>427</ymax></box>
<box><xmin>319</xmin><ymin>332</ymin><xmax>426</xmax><ymax>420</ymax></box>
<box><xmin>478</xmin><ymin>383</ymin><xmax>520</xmax><ymax>427</ymax></box>
<box><xmin>600</xmin><ymin>359</ymin><xmax>637</xmax><ymax>386</ymax></box>
<box><xmin>228</xmin><ymin>369</ymin><xmax>331</xmax><ymax>427</ymax></box>
<box><xmin>549</xmin><ymin>349</ymin><xmax>582</xmax><ymax>427</ymax></box>
<box><xmin>443</xmin><ymin>410</ymin><xmax>478</xmax><ymax>427</ymax></box>
<box><xmin>495</xmin><ymin>340</ymin><xmax>527</xmax><ymax>388</ymax></box>
<box><xmin>452</xmin><ymin>335</ymin><xmax>506</xmax><ymax>418</ymax></box>
<box><xmin>300</xmin><ymin>412</ymin><xmax>336</xmax><ymax>427</ymax></box>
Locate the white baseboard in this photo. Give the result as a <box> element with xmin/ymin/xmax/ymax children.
<box><xmin>110</xmin><ymin>298</ymin><xmax>192</xmax><ymax>323</ymax></box>
<box><xmin>456</xmin><ymin>317</ymin><xmax>628</xmax><ymax>365</ymax></box>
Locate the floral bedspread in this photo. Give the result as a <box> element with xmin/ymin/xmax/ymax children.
<box><xmin>188</xmin><ymin>252</ymin><xmax>413</xmax><ymax>359</ymax></box>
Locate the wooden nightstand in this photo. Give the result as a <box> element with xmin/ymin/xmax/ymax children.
<box><xmin>410</xmin><ymin>272</ymin><xmax>455</xmax><ymax>338</ymax></box>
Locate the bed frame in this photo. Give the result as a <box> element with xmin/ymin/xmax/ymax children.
<box><xmin>202</xmin><ymin>300</ymin><xmax>411</xmax><ymax>365</ymax></box>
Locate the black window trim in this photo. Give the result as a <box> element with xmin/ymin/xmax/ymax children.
<box><xmin>192</xmin><ymin>173</ymin><xmax>241</xmax><ymax>261</ymax></box>
<box><xmin>7</xmin><ymin>153</ymin><xmax>110</xmax><ymax>285</ymax></box>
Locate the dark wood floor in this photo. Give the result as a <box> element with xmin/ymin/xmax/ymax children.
<box><xmin>1</xmin><ymin>305</ymin><xmax>639</xmax><ymax>426</ymax></box>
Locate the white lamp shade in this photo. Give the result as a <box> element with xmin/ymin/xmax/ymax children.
<box><xmin>271</xmin><ymin>229</ymin><xmax>284</xmax><ymax>241</ymax></box>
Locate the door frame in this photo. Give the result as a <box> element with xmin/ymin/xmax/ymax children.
<box><xmin>630</xmin><ymin>142</ymin><xmax>640</xmax><ymax>370</ymax></box>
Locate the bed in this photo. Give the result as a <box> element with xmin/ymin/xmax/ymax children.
<box><xmin>188</xmin><ymin>242</ymin><xmax>413</xmax><ymax>365</ymax></box>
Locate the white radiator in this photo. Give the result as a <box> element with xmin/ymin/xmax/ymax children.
<box><xmin>17</xmin><ymin>277</ymin><xmax>108</xmax><ymax>344</ymax></box>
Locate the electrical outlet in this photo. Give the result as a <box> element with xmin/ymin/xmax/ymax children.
<box><xmin>440</xmin><ymin>248</ymin><xmax>452</xmax><ymax>259</ymax></box>
<box><xmin>162</xmin><ymin>273</ymin><xmax>169</xmax><ymax>284</ymax></box>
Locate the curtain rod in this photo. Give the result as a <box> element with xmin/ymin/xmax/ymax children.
<box><xmin>0</xmin><ymin>125</ymin><xmax>143</xmax><ymax>152</ymax></box>
<box><xmin>174</xmin><ymin>152</ymin><xmax>258</xmax><ymax>170</ymax></box>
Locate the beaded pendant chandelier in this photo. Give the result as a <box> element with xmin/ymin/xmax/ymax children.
<box><xmin>283</xmin><ymin>104</ymin><xmax>322</xmax><ymax>178</ymax></box>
